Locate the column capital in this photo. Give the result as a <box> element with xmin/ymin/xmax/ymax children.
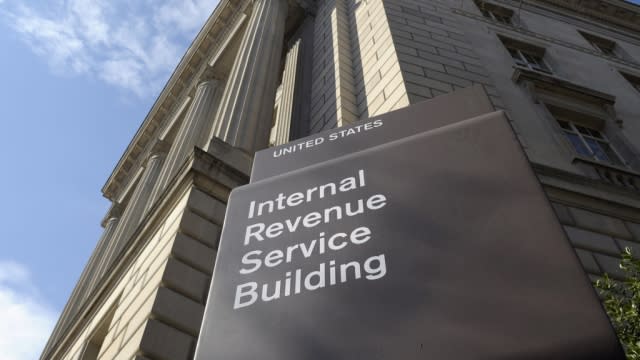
<box><xmin>148</xmin><ymin>73</ymin><xmax>225</xmax><ymax>208</ymax></box>
<box><xmin>150</xmin><ymin>140</ymin><xmax>170</xmax><ymax>156</ymax></box>
<box><xmin>199</xmin><ymin>67</ymin><xmax>225</xmax><ymax>85</ymax></box>
<box><xmin>211</xmin><ymin>0</ymin><xmax>289</xmax><ymax>153</ymax></box>
<box><xmin>101</xmin><ymin>204</ymin><xmax>123</xmax><ymax>226</ymax></box>
<box><xmin>148</xmin><ymin>152</ymin><xmax>167</xmax><ymax>163</ymax></box>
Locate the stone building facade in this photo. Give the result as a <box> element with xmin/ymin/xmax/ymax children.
<box><xmin>41</xmin><ymin>0</ymin><xmax>640</xmax><ymax>358</ymax></box>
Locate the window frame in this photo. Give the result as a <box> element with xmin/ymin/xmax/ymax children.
<box><xmin>591</xmin><ymin>41</ymin><xmax>616</xmax><ymax>57</ymax></box>
<box><xmin>506</xmin><ymin>46</ymin><xmax>552</xmax><ymax>74</ymax></box>
<box><xmin>553</xmin><ymin>114</ymin><xmax>626</xmax><ymax>167</ymax></box>
<box><xmin>480</xmin><ymin>8</ymin><xmax>512</xmax><ymax>25</ymax></box>
<box><xmin>475</xmin><ymin>0</ymin><xmax>514</xmax><ymax>25</ymax></box>
<box><xmin>621</xmin><ymin>72</ymin><xmax>640</xmax><ymax>93</ymax></box>
<box><xmin>579</xmin><ymin>31</ymin><xmax>618</xmax><ymax>58</ymax></box>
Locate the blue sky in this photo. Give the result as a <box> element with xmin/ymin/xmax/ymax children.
<box><xmin>1</xmin><ymin>0</ymin><xmax>640</xmax><ymax>359</ymax></box>
<box><xmin>0</xmin><ymin>0</ymin><xmax>218</xmax><ymax>359</ymax></box>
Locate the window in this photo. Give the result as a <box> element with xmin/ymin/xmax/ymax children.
<box><xmin>512</xmin><ymin>66</ymin><xmax>630</xmax><ymax>171</ymax></box>
<box><xmin>554</xmin><ymin>115</ymin><xmax>625</xmax><ymax>167</ymax></box>
<box><xmin>579</xmin><ymin>31</ymin><xmax>618</xmax><ymax>57</ymax></box>
<box><xmin>500</xmin><ymin>37</ymin><xmax>552</xmax><ymax>73</ymax></box>
<box><xmin>621</xmin><ymin>72</ymin><xmax>640</xmax><ymax>93</ymax></box>
<box><xmin>507</xmin><ymin>47</ymin><xmax>551</xmax><ymax>73</ymax></box>
<box><xmin>475</xmin><ymin>0</ymin><xmax>514</xmax><ymax>25</ymax></box>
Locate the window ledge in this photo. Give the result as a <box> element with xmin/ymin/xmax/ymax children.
<box><xmin>486</xmin><ymin>18</ymin><xmax>522</xmax><ymax>29</ymax></box>
<box><xmin>572</xmin><ymin>156</ymin><xmax>640</xmax><ymax>191</ymax></box>
<box><xmin>512</xmin><ymin>66</ymin><xmax>616</xmax><ymax>106</ymax></box>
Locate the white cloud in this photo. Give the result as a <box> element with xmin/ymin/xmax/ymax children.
<box><xmin>69</xmin><ymin>0</ymin><xmax>110</xmax><ymax>45</ymax></box>
<box><xmin>154</xmin><ymin>0</ymin><xmax>219</xmax><ymax>33</ymax></box>
<box><xmin>2</xmin><ymin>0</ymin><xmax>219</xmax><ymax>97</ymax></box>
<box><xmin>0</xmin><ymin>261</ymin><xmax>58</xmax><ymax>360</ymax></box>
<box><xmin>11</xmin><ymin>6</ymin><xmax>90</xmax><ymax>74</ymax></box>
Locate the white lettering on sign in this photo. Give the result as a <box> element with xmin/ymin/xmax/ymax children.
<box><xmin>233</xmin><ymin>168</ymin><xmax>390</xmax><ymax>310</ymax></box>
<box><xmin>234</xmin><ymin>254</ymin><xmax>387</xmax><ymax>309</ymax></box>
<box><xmin>271</xmin><ymin>119</ymin><xmax>383</xmax><ymax>158</ymax></box>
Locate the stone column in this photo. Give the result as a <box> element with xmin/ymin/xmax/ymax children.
<box><xmin>50</xmin><ymin>215</ymin><xmax>120</xmax><ymax>343</ymax></box>
<box><xmin>150</xmin><ymin>79</ymin><xmax>223</xmax><ymax>205</ymax></box>
<box><xmin>271</xmin><ymin>18</ymin><xmax>315</xmax><ymax>144</ymax></box>
<box><xmin>289</xmin><ymin>18</ymin><xmax>314</xmax><ymax>140</ymax></box>
<box><xmin>105</xmin><ymin>152</ymin><xmax>166</xmax><ymax>270</ymax></box>
<box><xmin>211</xmin><ymin>0</ymin><xmax>288</xmax><ymax>153</ymax></box>
<box><xmin>272</xmin><ymin>39</ymin><xmax>301</xmax><ymax>146</ymax></box>
<box><xmin>82</xmin><ymin>216</ymin><xmax>120</xmax><ymax>300</ymax></box>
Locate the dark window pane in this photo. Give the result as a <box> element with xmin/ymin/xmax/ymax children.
<box><xmin>564</xmin><ymin>132</ymin><xmax>591</xmax><ymax>157</ymax></box>
<box><xmin>591</xmin><ymin>42</ymin><xmax>602</xmax><ymax>52</ymax></box>
<box><xmin>494</xmin><ymin>14</ymin><xmax>511</xmax><ymax>24</ymax></box>
<box><xmin>575</xmin><ymin>125</ymin><xmax>591</xmax><ymax>135</ymax></box>
<box><xmin>599</xmin><ymin>141</ymin><xmax>625</xmax><ymax>166</ymax></box>
<box><xmin>600</xmin><ymin>47</ymin><xmax>615</xmax><ymax>57</ymax></box>
<box><xmin>557</xmin><ymin>120</ymin><xmax>571</xmax><ymax>130</ymax></box>
<box><xmin>584</xmin><ymin>138</ymin><xmax>610</xmax><ymax>162</ymax></box>
<box><xmin>527</xmin><ymin>54</ymin><xmax>550</xmax><ymax>72</ymax></box>
<box><xmin>622</xmin><ymin>74</ymin><xmax>640</xmax><ymax>92</ymax></box>
<box><xmin>507</xmin><ymin>48</ymin><xmax>520</xmax><ymax>60</ymax></box>
<box><xmin>507</xmin><ymin>47</ymin><xmax>550</xmax><ymax>72</ymax></box>
<box><xmin>523</xmin><ymin>53</ymin><xmax>536</xmax><ymax>63</ymax></box>
<box><xmin>588</xmin><ymin>129</ymin><xmax>603</xmax><ymax>138</ymax></box>
<box><xmin>593</xmin><ymin>42</ymin><xmax>615</xmax><ymax>56</ymax></box>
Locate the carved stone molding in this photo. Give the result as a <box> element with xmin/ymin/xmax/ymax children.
<box><xmin>572</xmin><ymin>156</ymin><xmax>640</xmax><ymax>191</ymax></box>
<box><xmin>41</xmin><ymin>147</ymin><xmax>249</xmax><ymax>360</ymax></box>
<box><xmin>200</xmin><ymin>66</ymin><xmax>226</xmax><ymax>84</ymax></box>
<box><xmin>150</xmin><ymin>139</ymin><xmax>171</xmax><ymax>156</ymax></box>
<box><xmin>101</xmin><ymin>202</ymin><xmax>123</xmax><ymax>226</ymax></box>
<box><xmin>535</xmin><ymin>0</ymin><xmax>640</xmax><ymax>33</ymax></box>
<box><xmin>101</xmin><ymin>0</ymin><xmax>250</xmax><ymax>201</ymax></box>
<box><xmin>212</xmin><ymin>0</ymin><xmax>289</xmax><ymax>153</ymax></box>
<box><xmin>512</xmin><ymin>66</ymin><xmax>616</xmax><ymax>106</ymax></box>
<box><xmin>453</xmin><ymin>8</ymin><xmax>640</xmax><ymax>73</ymax></box>
<box><xmin>533</xmin><ymin>161</ymin><xmax>640</xmax><ymax>202</ymax></box>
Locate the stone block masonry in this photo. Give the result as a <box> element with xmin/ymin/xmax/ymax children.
<box><xmin>384</xmin><ymin>0</ymin><xmax>503</xmax><ymax>108</ymax></box>
<box><xmin>311</xmin><ymin>0</ymin><xmax>410</xmax><ymax>132</ymax></box>
<box><xmin>552</xmin><ymin>202</ymin><xmax>640</xmax><ymax>281</ymax></box>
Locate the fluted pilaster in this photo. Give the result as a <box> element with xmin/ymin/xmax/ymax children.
<box><xmin>105</xmin><ymin>152</ymin><xmax>166</xmax><ymax>270</ymax></box>
<box><xmin>272</xmin><ymin>39</ymin><xmax>301</xmax><ymax>145</ymax></box>
<box><xmin>150</xmin><ymin>79</ymin><xmax>223</xmax><ymax>206</ymax></box>
<box><xmin>289</xmin><ymin>19</ymin><xmax>314</xmax><ymax>140</ymax></box>
<box><xmin>270</xmin><ymin>17</ymin><xmax>314</xmax><ymax>143</ymax></box>
<box><xmin>211</xmin><ymin>0</ymin><xmax>288</xmax><ymax>153</ymax></box>
<box><xmin>47</xmin><ymin>215</ymin><xmax>120</xmax><ymax>346</ymax></box>
<box><xmin>82</xmin><ymin>216</ymin><xmax>120</xmax><ymax>300</ymax></box>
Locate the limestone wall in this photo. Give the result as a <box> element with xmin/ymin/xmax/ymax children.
<box><xmin>57</xmin><ymin>185</ymin><xmax>226</xmax><ymax>360</ymax></box>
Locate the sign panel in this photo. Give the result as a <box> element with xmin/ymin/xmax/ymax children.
<box><xmin>194</xmin><ymin>106</ymin><xmax>624</xmax><ymax>359</ymax></box>
<box><xmin>250</xmin><ymin>85</ymin><xmax>494</xmax><ymax>182</ymax></box>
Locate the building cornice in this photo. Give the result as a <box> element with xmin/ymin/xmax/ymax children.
<box><xmin>101</xmin><ymin>0</ymin><xmax>249</xmax><ymax>201</ymax></box>
<box><xmin>533</xmin><ymin>0</ymin><xmax>640</xmax><ymax>33</ymax></box>
<box><xmin>533</xmin><ymin>162</ymin><xmax>640</xmax><ymax>212</ymax></box>
<box><xmin>511</xmin><ymin>66</ymin><xmax>617</xmax><ymax>105</ymax></box>
<box><xmin>42</xmin><ymin>148</ymin><xmax>249</xmax><ymax>360</ymax></box>
<box><xmin>453</xmin><ymin>8</ymin><xmax>640</xmax><ymax>72</ymax></box>
<box><xmin>102</xmin><ymin>0</ymin><xmax>316</xmax><ymax>202</ymax></box>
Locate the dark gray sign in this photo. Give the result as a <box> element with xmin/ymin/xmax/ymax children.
<box><xmin>250</xmin><ymin>85</ymin><xmax>494</xmax><ymax>182</ymax></box>
<box><xmin>194</xmin><ymin>107</ymin><xmax>624</xmax><ymax>359</ymax></box>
